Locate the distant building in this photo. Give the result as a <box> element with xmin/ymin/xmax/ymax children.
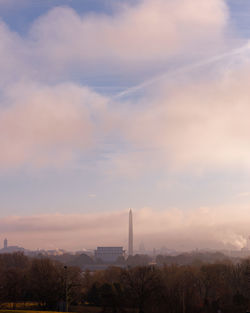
<box><xmin>0</xmin><ymin>245</ymin><xmax>25</xmax><ymax>254</ymax></box>
<box><xmin>0</xmin><ymin>238</ymin><xmax>25</xmax><ymax>254</ymax></box>
<box><xmin>94</xmin><ymin>247</ymin><xmax>125</xmax><ymax>263</ymax></box>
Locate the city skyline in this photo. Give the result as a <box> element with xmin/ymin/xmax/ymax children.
<box><xmin>1</xmin><ymin>205</ymin><xmax>250</xmax><ymax>251</ymax></box>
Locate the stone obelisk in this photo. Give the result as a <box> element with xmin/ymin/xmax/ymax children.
<box><xmin>128</xmin><ymin>209</ymin><xmax>133</xmax><ymax>256</ymax></box>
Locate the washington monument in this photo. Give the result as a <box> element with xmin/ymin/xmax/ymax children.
<box><xmin>128</xmin><ymin>209</ymin><xmax>133</xmax><ymax>256</ymax></box>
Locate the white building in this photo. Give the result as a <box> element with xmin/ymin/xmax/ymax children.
<box><xmin>94</xmin><ymin>247</ymin><xmax>125</xmax><ymax>263</ymax></box>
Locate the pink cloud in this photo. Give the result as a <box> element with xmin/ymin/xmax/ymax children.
<box><xmin>119</xmin><ymin>50</ymin><xmax>250</xmax><ymax>173</ymax></box>
<box><xmin>28</xmin><ymin>0</ymin><xmax>228</xmax><ymax>70</ymax></box>
<box><xmin>0</xmin><ymin>82</ymin><xmax>109</xmax><ymax>169</ymax></box>
<box><xmin>0</xmin><ymin>0</ymin><xmax>229</xmax><ymax>81</ymax></box>
<box><xmin>0</xmin><ymin>0</ymin><xmax>245</xmax><ymax>174</ymax></box>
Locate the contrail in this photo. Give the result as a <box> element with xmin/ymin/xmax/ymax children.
<box><xmin>114</xmin><ymin>42</ymin><xmax>250</xmax><ymax>100</ymax></box>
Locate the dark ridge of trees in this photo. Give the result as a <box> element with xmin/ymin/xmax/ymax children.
<box><xmin>34</xmin><ymin>251</ymin><xmax>231</xmax><ymax>269</ymax></box>
<box><xmin>0</xmin><ymin>252</ymin><xmax>82</xmax><ymax>310</ymax></box>
<box><xmin>67</xmin><ymin>253</ymin><xmax>94</xmax><ymax>267</ymax></box>
<box><xmin>2</xmin><ymin>252</ymin><xmax>250</xmax><ymax>312</ymax></box>
<box><xmin>126</xmin><ymin>254</ymin><xmax>152</xmax><ymax>267</ymax></box>
<box><xmin>46</xmin><ymin>251</ymin><xmax>231</xmax><ymax>268</ymax></box>
<box><xmin>156</xmin><ymin>251</ymin><xmax>230</xmax><ymax>266</ymax></box>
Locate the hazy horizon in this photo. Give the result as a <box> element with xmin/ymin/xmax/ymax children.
<box><xmin>1</xmin><ymin>0</ymin><xmax>250</xmax><ymax>251</ymax></box>
<box><xmin>1</xmin><ymin>206</ymin><xmax>250</xmax><ymax>251</ymax></box>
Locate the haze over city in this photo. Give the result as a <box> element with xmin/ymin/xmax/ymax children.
<box><xmin>1</xmin><ymin>0</ymin><xmax>250</xmax><ymax>252</ymax></box>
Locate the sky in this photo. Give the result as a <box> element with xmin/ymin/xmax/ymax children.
<box><xmin>1</xmin><ymin>0</ymin><xmax>250</xmax><ymax>251</ymax></box>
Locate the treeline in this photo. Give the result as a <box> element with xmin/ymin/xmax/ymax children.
<box><xmin>155</xmin><ymin>251</ymin><xmax>229</xmax><ymax>266</ymax></box>
<box><xmin>0</xmin><ymin>253</ymin><xmax>82</xmax><ymax>310</ymax></box>
<box><xmin>1</xmin><ymin>252</ymin><xmax>250</xmax><ymax>312</ymax></box>
<box><xmin>48</xmin><ymin>251</ymin><xmax>229</xmax><ymax>268</ymax></box>
<box><xmin>84</xmin><ymin>261</ymin><xmax>250</xmax><ymax>313</ymax></box>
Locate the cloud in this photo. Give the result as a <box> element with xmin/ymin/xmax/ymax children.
<box><xmin>2</xmin><ymin>43</ymin><xmax>249</xmax><ymax>173</ymax></box>
<box><xmin>28</xmin><ymin>0</ymin><xmax>228</xmax><ymax>71</ymax></box>
<box><xmin>0</xmin><ymin>0</ymin><xmax>229</xmax><ymax>82</ymax></box>
<box><xmin>0</xmin><ymin>81</ymin><xmax>109</xmax><ymax>169</ymax></box>
<box><xmin>0</xmin><ymin>21</ymin><xmax>27</xmax><ymax>86</ymax></box>
<box><xmin>0</xmin><ymin>206</ymin><xmax>249</xmax><ymax>250</ymax></box>
<box><xmin>0</xmin><ymin>0</ymin><xmax>244</xmax><ymax>174</ymax></box>
<box><xmin>118</xmin><ymin>47</ymin><xmax>250</xmax><ymax>173</ymax></box>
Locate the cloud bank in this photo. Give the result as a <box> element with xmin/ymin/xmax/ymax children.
<box><xmin>0</xmin><ymin>0</ymin><xmax>238</xmax><ymax>173</ymax></box>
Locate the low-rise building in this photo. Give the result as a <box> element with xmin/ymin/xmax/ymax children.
<box><xmin>94</xmin><ymin>246</ymin><xmax>125</xmax><ymax>263</ymax></box>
